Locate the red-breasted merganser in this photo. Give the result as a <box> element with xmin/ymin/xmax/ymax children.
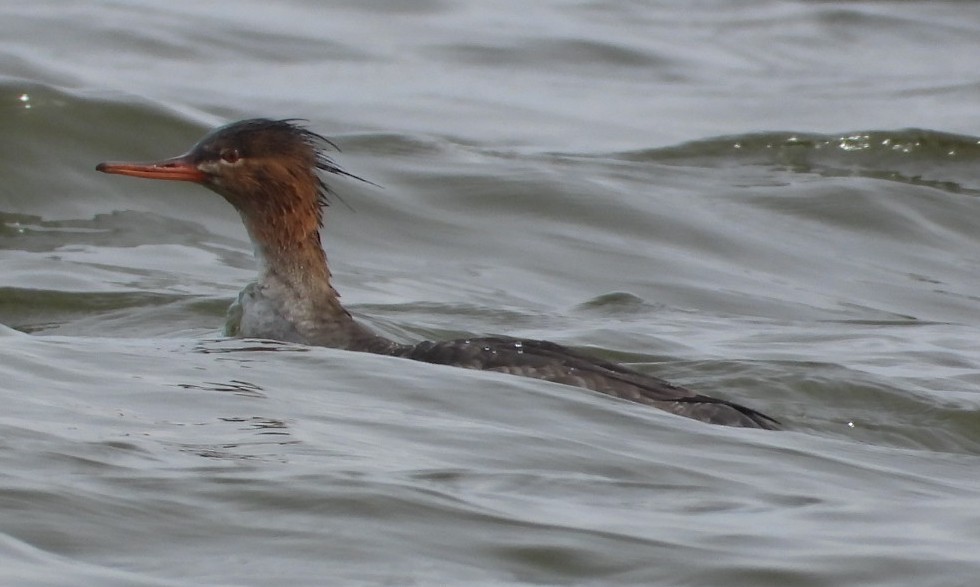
<box><xmin>96</xmin><ymin>119</ymin><xmax>778</xmax><ymax>429</ymax></box>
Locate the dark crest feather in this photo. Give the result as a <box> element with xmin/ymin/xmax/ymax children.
<box><xmin>273</xmin><ymin>118</ymin><xmax>379</xmax><ymax>211</ymax></box>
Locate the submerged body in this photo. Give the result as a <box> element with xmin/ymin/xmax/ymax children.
<box><xmin>97</xmin><ymin>118</ymin><xmax>778</xmax><ymax>430</ymax></box>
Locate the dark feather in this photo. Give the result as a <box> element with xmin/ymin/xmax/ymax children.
<box><xmin>400</xmin><ymin>337</ymin><xmax>780</xmax><ymax>430</ymax></box>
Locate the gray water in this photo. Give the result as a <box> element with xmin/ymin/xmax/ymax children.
<box><xmin>2</xmin><ymin>1</ymin><xmax>980</xmax><ymax>585</ymax></box>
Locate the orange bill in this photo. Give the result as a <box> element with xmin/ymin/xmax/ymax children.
<box><xmin>96</xmin><ymin>155</ymin><xmax>207</xmax><ymax>183</ymax></box>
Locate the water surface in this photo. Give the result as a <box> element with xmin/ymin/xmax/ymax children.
<box><xmin>2</xmin><ymin>1</ymin><xmax>980</xmax><ymax>585</ymax></box>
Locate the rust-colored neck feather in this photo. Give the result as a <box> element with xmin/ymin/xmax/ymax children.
<box><xmin>243</xmin><ymin>181</ymin><xmax>329</xmax><ymax>283</ymax></box>
<box><xmin>212</xmin><ymin>155</ymin><xmax>351</xmax><ymax>323</ymax></box>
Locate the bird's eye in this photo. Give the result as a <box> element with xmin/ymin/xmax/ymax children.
<box><xmin>220</xmin><ymin>148</ymin><xmax>241</xmax><ymax>164</ymax></box>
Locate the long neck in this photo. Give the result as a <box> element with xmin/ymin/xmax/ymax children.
<box><xmin>234</xmin><ymin>185</ymin><xmax>400</xmax><ymax>353</ymax></box>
